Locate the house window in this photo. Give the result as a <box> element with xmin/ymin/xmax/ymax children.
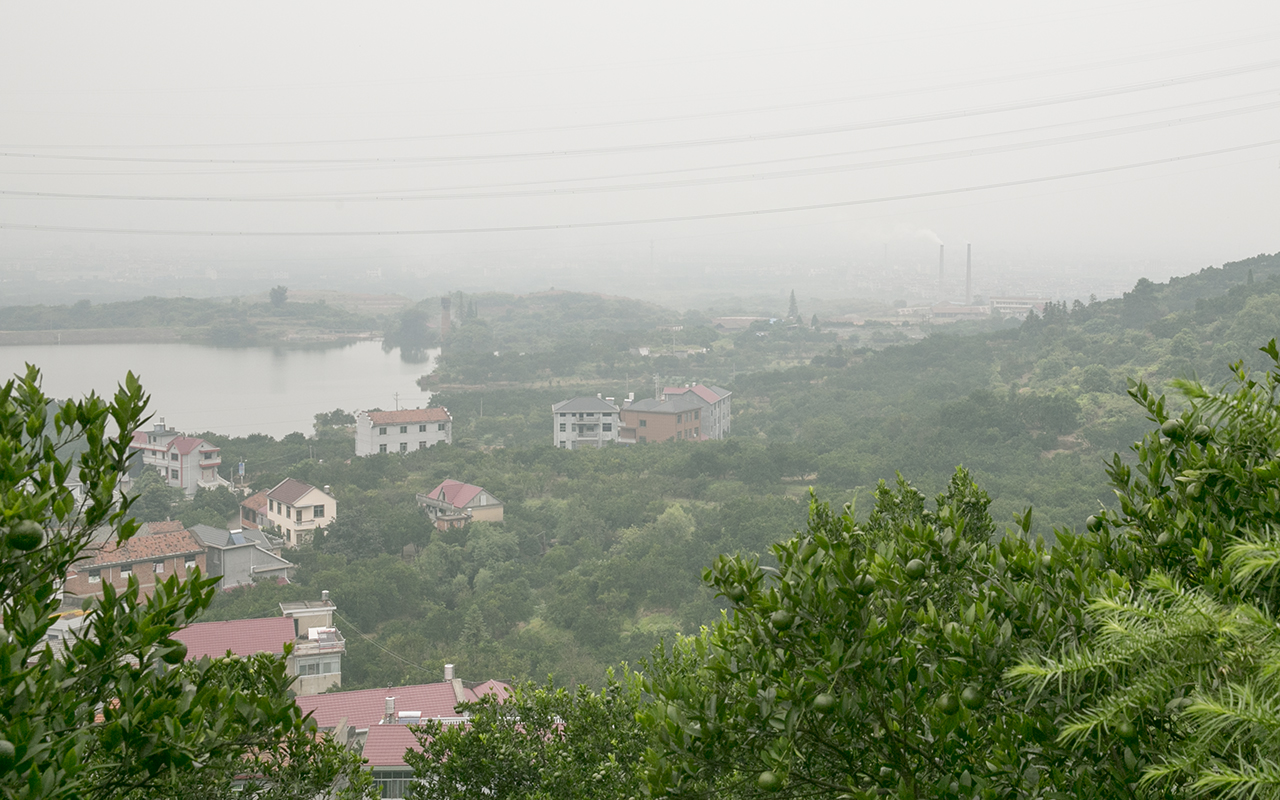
<box><xmin>419</xmin><ymin>424</ymin><xmax>427</xmax><ymax>432</ymax></box>
<box><xmin>322</xmin><ymin>659</ymin><xmax>338</xmax><ymax>674</ymax></box>
<box><xmin>170</xmin><ymin>469</ymin><xmax>179</xmax><ymax>480</ymax></box>
<box><xmin>379</xmin><ymin>444</ymin><xmax>387</xmax><ymax>454</ymax></box>
<box><xmin>695</xmin><ymin>410</ymin><xmax>700</xmax><ymax>419</ymax></box>
<box><xmin>639</xmin><ymin>419</ymin><xmax>647</xmax><ymax>427</ymax></box>
<box><xmin>677</xmin><ymin>413</ymin><xmax>682</xmax><ymax>424</ymax></box>
<box><xmin>603</xmin><ymin>413</ymin><xmax>612</xmax><ymax>418</ymax></box>
<box><xmin>185</xmin><ymin>558</ymin><xmax>196</xmax><ymax>569</ymax></box>
<box><xmin>400</xmin><ymin>426</ymin><xmax>408</xmax><ymax>434</ymax></box>
<box><xmin>438</xmin><ymin>423</ymin><xmax>445</xmax><ymax>431</ymax></box>
<box><xmin>88</xmin><ymin>571</ymin><xmax>101</xmax><ymax>583</ymax></box>
<box><xmin>419</xmin><ymin>441</ymin><xmax>427</xmax><ymax>449</ymax></box>
<box><xmin>399</xmin><ymin>442</ymin><xmax>408</xmax><ymax>453</ymax></box>
<box><xmin>171</xmin><ymin>452</ymin><xmax>179</xmax><ymax>461</ymax></box>
<box><xmin>559</xmin><ymin>423</ymin><xmax>566</xmax><ymax>432</ymax></box>
<box><xmin>695</xmin><ymin>427</ymin><xmax>700</xmax><ymax>437</ymax></box>
<box><xmin>314</xmin><ymin>505</ymin><xmax>324</xmax><ymax>518</ymax></box>
<box><xmin>298</xmin><ymin>662</ymin><xmax>320</xmax><ymax>676</ymax></box>
<box><xmin>677</xmin><ymin>430</ymin><xmax>683</xmax><ymax>440</ymax></box>
<box><xmin>639</xmin><ymin>436</ymin><xmax>646</xmax><ymax>443</ymax></box>
<box><xmin>379</xmin><ymin>427</ymin><xmax>387</xmax><ymax>435</ymax></box>
<box><xmin>121</xmin><ymin>564</ymin><xmax>132</xmax><ymax>578</ymax></box>
<box><xmin>602</xmin><ymin>423</ymin><xmax>612</xmax><ymax>432</ymax></box>
<box><xmin>296</xmin><ymin>509</ymin><xmax>303</xmax><ymax>523</ymax></box>
<box><xmin>154</xmin><ymin>560</ymin><xmax>164</xmax><ymax>573</ymax></box>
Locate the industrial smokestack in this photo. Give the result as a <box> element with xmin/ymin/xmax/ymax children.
<box><xmin>440</xmin><ymin>296</ymin><xmax>452</xmax><ymax>340</ymax></box>
<box><xmin>938</xmin><ymin>244</ymin><xmax>945</xmax><ymax>285</ymax></box>
<box><xmin>966</xmin><ymin>244</ymin><xmax>972</xmax><ymax>306</ymax></box>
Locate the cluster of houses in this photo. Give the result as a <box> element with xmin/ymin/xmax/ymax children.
<box><xmin>551</xmin><ymin>383</ymin><xmax>731</xmax><ymax>449</ymax></box>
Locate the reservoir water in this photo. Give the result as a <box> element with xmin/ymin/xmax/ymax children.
<box><xmin>0</xmin><ymin>342</ymin><xmax>438</xmax><ymax>439</ymax></box>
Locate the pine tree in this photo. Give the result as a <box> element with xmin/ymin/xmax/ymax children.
<box><xmin>788</xmin><ymin>290</ymin><xmax>799</xmax><ymax>320</ymax></box>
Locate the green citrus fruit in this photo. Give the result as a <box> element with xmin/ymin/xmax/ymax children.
<box><xmin>1161</xmin><ymin>419</ymin><xmax>1183</xmax><ymax>438</ymax></box>
<box><xmin>161</xmin><ymin>640</ymin><xmax>188</xmax><ymax>665</ymax></box>
<box><xmin>727</xmin><ymin>585</ymin><xmax>747</xmax><ymax>603</ymax></box>
<box><xmin>960</xmin><ymin>686</ymin><xmax>984</xmax><ymax>709</ymax></box>
<box><xmin>1193</xmin><ymin>424</ymin><xmax>1211</xmax><ymax>440</ymax></box>
<box><xmin>0</xmin><ymin>738</ymin><xmax>15</xmax><ymax>770</ymax></box>
<box><xmin>770</xmin><ymin>610</ymin><xmax>795</xmax><ymax>631</ymax></box>
<box><xmin>1117</xmin><ymin>720</ymin><xmax>1138</xmax><ymax>741</ymax></box>
<box><xmin>937</xmin><ymin>694</ymin><xmax>960</xmax><ymax>715</ymax></box>
<box><xmin>855</xmin><ymin>574</ymin><xmax>876</xmax><ymax>595</ymax></box>
<box><xmin>904</xmin><ymin>559</ymin><xmax>926</xmax><ymax>580</ymax></box>
<box><xmin>1156</xmin><ymin>532</ymin><xmax>1174</xmax><ymax>547</ymax></box>
<box><xmin>1086</xmin><ymin>515</ymin><xmax>1103</xmax><ymax>532</ymax></box>
<box><xmin>813</xmin><ymin>693</ymin><xmax>836</xmax><ymax>714</ymax></box>
<box><xmin>7</xmin><ymin>520</ymin><xmax>44</xmax><ymax>551</ymax></box>
<box><xmin>757</xmin><ymin>771</ymin><xmax>783</xmax><ymax>792</ymax></box>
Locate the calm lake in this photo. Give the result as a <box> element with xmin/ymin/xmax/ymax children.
<box><xmin>1</xmin><ymin>341</ymin><xmax>438</xmax><ymax>439</ymax></box>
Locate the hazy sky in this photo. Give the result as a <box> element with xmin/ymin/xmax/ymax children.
<box><xmin>2</xmin><ymin>1</ymin><xmax>1278</xmax><ymax>289</ymax></box>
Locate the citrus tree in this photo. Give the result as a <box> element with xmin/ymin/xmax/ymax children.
<box><xmin>1011</xmin><ymin>341</ymin><xmax>1280</xmax><ymax>798</ymax></box>
<box><xmin>641</xmin><ymin>469</ymin><xmax>1137</xmax><ymax>799</ymax></box>
<box><xmin>405</xmin><ymin>674</ymin><xmax>647</xmax><ymax>800</ymax></box>
<box><xmin>0</xmin><ymin>366</ymin><xmax>356</xmax><ymax>799</ymax></box>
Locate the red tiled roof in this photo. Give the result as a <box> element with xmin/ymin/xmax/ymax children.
<box><xmin>366</xmin><ymin>408</ymin><xmax>451</xmax><ymax>425</ymax></box>
<box><xmin>268</xmin><ymin>478</ymin><xmax>324</xmax><ymax>506</ymax></box>
<box><xmin>296</xmin><ymin>681</ymin><xmax>465</xmax><ymax>730</ymax></box>
<box><xmin>170</xmin><ymin>436</ymin><xmax>214</xmax><ymax>456</ymax></box>
<box><xmin>361</xmin><ymin>725</ymin><xmax>425</xmax><ymax>768</ymax></box>
<box><xmin>142</xmin><ymin>520</ymin><xmax>187</xmax><ymax>536</ymax></box>
<box><xmin>425</xmin><ymin>479</ymin><xmax>484</xmax><ymax>509</ymax></box>
<box><xmin>241</xmin><ymin>491</ymin><xmax>269</xmax><ymax>512</ymax></box>
<box><xmin>173</xmin><ymin>617</ymin><xmax>296</xmax><ymax>660</ymax></box>
<box><xmin>470</xmin><ymin>680</ymin><xmax>512</xmax><ymax>700</ymax></box>
<box><xmin>83</xmin><ymin>529</ymin><xmax>204</xmax><ymax>568</ymax></box>
<box><xmin>665</xmin><ymin>384</ymin><xmax>727</xmax><ymax>405</ymax></box>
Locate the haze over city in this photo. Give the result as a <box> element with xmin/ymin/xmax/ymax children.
<box><xmin>2</xmin><ymin>1</ymin><xmax>1278</xmax><ymax>308</ymax></box>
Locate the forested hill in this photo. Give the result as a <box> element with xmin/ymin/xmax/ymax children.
<box><xmin>183</xmin><ymin>251</ymin><xmax>1280</xmax><ymax>692</ymax></box>
<box><xmin>728</xmin><ymin>250</ymin><xmax>1280</xmax><ymax>527</ymax></box>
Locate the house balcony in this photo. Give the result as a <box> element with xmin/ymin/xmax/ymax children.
<box><xmin>294</xmin><ymin>628</ymin><xmax>345</xmax><ymax>657</ymax></box>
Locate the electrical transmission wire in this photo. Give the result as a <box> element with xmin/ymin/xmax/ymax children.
<box><xmin>7</xmin><ymin>26</ymin><xmax>1275</xmax><ymax>150</ymax></box>
<box><xmin>4</xmin><ymin>137</ymin><xmax>1276</xmax><ymax>237</ymax></box>
<box><xmin>331</xmin><ymin>610</ymin><xmax>435</xmax><ymax>678</ymax></box>
<box><xmin>6</xmin><ymin>98</ymin><xmax>1276</xmax><ymax>203</ymax></box>
<box><xmin>2</xmin><ymin>58</ymin><xmax>1278</xmax><ymax>166</ymax></box>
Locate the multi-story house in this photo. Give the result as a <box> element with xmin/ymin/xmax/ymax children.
<box><xmin>294</xmin><ymin>665</ymin><xmax>509</xmax><ymax>798</ymax></box>
<box><xmin>618</xmin><ymin>394</ymin><xmax>707</xmax><ymax>444</ymax></box>
<box><xmin>171</xmin><ymin>592</ymin><xmax>344</xmax><ymax>696</ymax></box>
<box><xmin>187</xmin><ymin>524</ymin><xmax>294</xmax><ymax>589</ymax></box>
<box><xmin>417</xmin><ymin>479</ymin><xmax>504</xmax><ymax>528</ymax></box>
<box><xmin>128</xmin><ymin>419</ymin><xmax>230</xmax><ymax>497</ymax></box>
<box><xmin>354</xmin><ymin>408</ymin><xmax>452</xmax><ymax>456</ymax></box>
<box><xmin>64</xmin><ymin>527</ymin><xmax>207</xmax><ymax>600</ymax></box>
<box><xmin>661</xmin><ymin>384</ymin><xmax>732</xmax><ymax>439</ymax></box>
<box><xmin>263</xmin><ymin>478</ymin><xmax>336</xmax><ymax>547</ymax></box>
<box><xmin>551</xmin><ymin>395</ymin><xmax>620</xmax><ymax>449</ymax></box>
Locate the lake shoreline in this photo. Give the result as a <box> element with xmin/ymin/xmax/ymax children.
<box><xmin>0</xmin><ymin>328</ymin><xmax>382</xmax><ymax>347</ymax></box>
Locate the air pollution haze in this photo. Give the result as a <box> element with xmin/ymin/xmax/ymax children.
<box><xmin>1</xmin><ymin>1</ymin><xmax>1278</xmax><ymax>305</ymax></box>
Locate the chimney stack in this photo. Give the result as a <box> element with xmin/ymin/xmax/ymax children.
<box><xmin>440</xmin><ymin>296</ymin><xmax>452</xmax><ymax>340</ymax></box>
<box><xmin>938</xmin><ymin>244</ymin><xmax>945</xmax><ymax>286</ymax></box>
<box><xmin>965</xmin><ymin>244</ymin><xmax>972</xmax><ymax>306</ymax></box>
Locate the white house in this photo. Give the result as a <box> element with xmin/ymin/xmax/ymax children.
<box><xmin>128</xmin><ymin>419</ymin><xmax>231</xmax><ymax>497</ymax></box>
<box><xmin>355</xmin><ymin>408</ymin><xmax>452</xmax><ymax>456</ymax></box>
<box><xmin>551</xmin><ymin>395</ymin><xmax>621</xmax><ymax>449</ymax></box>
<box><xmin>263</xmin><ymin>478</ymin><xmax>336</xmax><ymax>548</ymax></box>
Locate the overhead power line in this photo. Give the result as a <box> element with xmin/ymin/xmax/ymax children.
<box><xmin>5</xmin><ymin>99</ymin><xmax>1276</xmax><ymax>203</ymax></box>
<box><xmin>3</xmin><ymin>137</ymin><xmax>1276</xmax><ymax>236</ymax></box>
<box><xmin>2</xmin><ymin>59</ymin><xmax>1278</xmax><ymax>166</ymax></box>
<box><xmin>6</xmin><ymin>27</ymin><xmax>1276</xmax><ymax>149</ymax></box>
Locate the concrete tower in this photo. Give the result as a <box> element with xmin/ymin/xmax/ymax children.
<box><xmin>440</xmin><ymin>296</ymin><xmax>452</xmax><ymax>340</ymax></box>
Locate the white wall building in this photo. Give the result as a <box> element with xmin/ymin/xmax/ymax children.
<box><xmin>128</xmin><ymin>419</ymin><xmax>230</xmax><ymax>497</ymax></box>
<box><xmin>551</xmin><ymin>395</ymin><xmax>621</xmax><ymax>449</ymax></box>
<box><xmin>264</xmin><ymin>478</ymin><xmax>336</xmax><ymax>548</ymax></box>
<box><xmin>355</xmin><ymin>408</ymin><xmax>452</xmax><ymax>456</ymax></box>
